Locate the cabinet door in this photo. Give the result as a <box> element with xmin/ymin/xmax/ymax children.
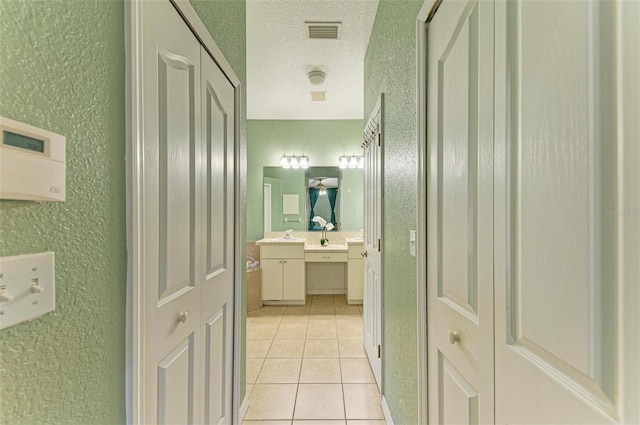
<box><xmin>347</xmin><ymin>259</ymin><xmax>363</xmax><ymax>303</ymax></box>
<box><xmin>282</xmin><ymin>259</ymin><xmax>305</xmax><ymax>301</ymax></box>
<box><xmin>261</xmin><ymin>259</ymin><xmax>283</xmax><ymax>301</ymax></box>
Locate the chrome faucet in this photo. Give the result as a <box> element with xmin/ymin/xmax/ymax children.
<box><xmin>284</xmin><ymin>229</ymin><xmax>293</xmax><ymax>239</ymax></box>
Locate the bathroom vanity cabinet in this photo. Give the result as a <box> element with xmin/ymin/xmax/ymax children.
<box><xmin>259</xmin><ymin>244</ymin><xmax>305</xmax><ymax>304</ymax></box>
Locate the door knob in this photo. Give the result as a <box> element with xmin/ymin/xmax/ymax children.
<box><xmin>447</xmin><ymin>330</ymin><xmax>460</xmax><ymax>344</ymax></box>
<box><xmin>177</xmin><ymin>312</ymin><xmax>188</xmax><ymax>324</ymax></box>
<box><xmin>361</xmin><ymin>251</ymin><xmax>368</xmax><ymax>257</ymax></box>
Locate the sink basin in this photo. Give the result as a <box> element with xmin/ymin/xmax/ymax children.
<box><xmin>345</xmin><ymin>237</ymin><xmax>364</xmax><ymax>243</ymax></box>
<box><xmin>256</xmin><ymin>237</ymin><xmax>306</xmax><ymax>245</ymax></box>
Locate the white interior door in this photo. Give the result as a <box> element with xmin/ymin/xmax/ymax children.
<box><xmin>199</xmin><ymin>46</ymin><xmax>235</xmax><ymax>425</ymax></box>
<box><xmin>426</xmin><ymin>0</ymin><xmax>495</xmax><ymax>423</ymax></box>
<box><xmin>140</xmin><ymin>1</ymin><xmax>235</xmax><ymax>423</ymax></box>
<box><xmin>363</xmin><ymin>98</ymin><xmax>383</xmax><ymax>389</ymax></box>
<box><xmin>493</xmin><ymin>0</ymin><xmax>639</xmax><ymax>423</ymax></box>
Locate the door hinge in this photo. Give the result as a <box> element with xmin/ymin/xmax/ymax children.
<box><xmin>377</xmin><ymin>133</ymin><xmax>381</xmax><ymax>147</ymax></box>
<box><xmin>377</xmin><ymin>344</ymin><xmax>381</xmax><ymax>358</ymax></box>
<box><xmin>377</xmin><ymin>238</ymin><xmax>381</xmax><ymax>252</ymax></box>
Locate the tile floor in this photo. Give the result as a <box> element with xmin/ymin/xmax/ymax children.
<box><xmin>244</xmin><ymin>295</ymin><xmax>386</xmax><ymax>425</ymax></box>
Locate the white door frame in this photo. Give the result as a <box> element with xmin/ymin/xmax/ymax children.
<box><xmin>125</xmin><ymin>1</ymin><xmax>242</xmax><ymax>423</ymax></box>
<box><xmin>263</xmin><ymin>183</ymin><xmax>272</xmax><ymax>232</ymax></box>
<box><xmin>416</xmin><ymin>1</ymin><xmax>441</xmax><ymax>424</ymax></box>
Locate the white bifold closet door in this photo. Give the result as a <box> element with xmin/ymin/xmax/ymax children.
<box><xmin>426</xmin><ymin>0</ymin><xmax>495</xmax><ymax>423</ymax></box>
<box><xmin>427</xmin><ymin>0</ymin><xmax>639</xmax><ymax>423</ymax></box>
<box><xmin>493</xmin><ymin>0</ymin><xmax>639</xmax><ymax>423</ymax></box>
<box><xmin>140</xmin><ymin>1</ymin><xmax>235</xmax><ymax>423</ymax></box>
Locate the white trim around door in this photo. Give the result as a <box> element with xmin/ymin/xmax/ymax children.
<box><xmin>415</xmin><ymin>1</ymin><xmax>440</xmax><ymax>424</ymax></box>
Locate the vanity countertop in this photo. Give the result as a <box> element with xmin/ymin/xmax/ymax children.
<box><xmin>256</xmin><ymin>237</ymin><xmax>306</xmax><ymax>246</ymax></box>
<box><xmin>344</xmin><ymin>237</ymin><xmax>364</xmax><ymax>244</ymax></box>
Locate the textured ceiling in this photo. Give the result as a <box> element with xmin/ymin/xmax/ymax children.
<box><xmin>246</xmin><ymin>0</ymin><xmax>379</xmax><ymax>120</ymax></box>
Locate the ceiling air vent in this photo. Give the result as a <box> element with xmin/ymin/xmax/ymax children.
<box><xmin>306</xmin><ymin>22</ymin><xmax>341</xmax><ymax>40</ymax></box>
<box><xmin>310</xmin><ymin>91</ymin><xmax>327</xmax><ymax>101</ymax></box>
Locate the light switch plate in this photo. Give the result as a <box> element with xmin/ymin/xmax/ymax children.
<box><xmin>0</xmin><ymin>251</ymin><xmax>55</xmax><ymax>330</ymax></box>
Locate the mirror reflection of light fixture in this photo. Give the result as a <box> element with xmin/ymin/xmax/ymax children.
<box><xmin>281</xmin><ymin>154</ymin><xmax>309</xmax><ymax>169</ymax></box>
<box><xmin>316</xmin><ymin>178</ymin><xmax>327</xmax><ymax>196</ymax></box>
<box><xmin>338</xmin><ymin>154</ymin><xmax>364</xmax><ymax>169</ymax></box>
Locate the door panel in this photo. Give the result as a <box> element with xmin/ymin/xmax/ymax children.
<box><xmin>427</xmin><ymin>0</ymin><xmax>494</xmax><ymax>423</ymax></box>
<box><xmin>157</xmin><ymin>49</ymin><xmax>197</xmax><ymax>300</ymax></box>
<box><xmin>203</xmin><ymin>75</ymin><xmax>228</xmax><ymax>277</ymax></box>
<box><xmin>200</xmin><ymin>46</ymin><xmax>235</xmax><ymax>425</ymax></box>
<box><xmin>158</xmin><ymin>335</ymin><xmax>195</xmax><ymax>425</ymax></box>
<box><xmin>440</xmin><ymin>354</ymin><xmax>478</xmax><ymax>425</ymax></box>
<box><xmin>438</xmin><ymin>0</ymin><xmax>480</xmax><ymax>317</ymax></box>
<box><xmin>494</xmin><ymin>1</ymin><xmax>638</xmax><ymax>423</ymax></box>
<box><xmin>205</xmin><ymin>308</ymin><xmax>227</xmax><ymax>425</ymax></box>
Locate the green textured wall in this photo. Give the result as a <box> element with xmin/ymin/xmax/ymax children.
<box><xmin>0</xmin><ymin>1</ymin><xmax>126</xmax><ymax>423</ymax></box>
<box><xmin>189</xmin><ymin>0</ymin><xmax>248</xmax><ymax>405</ymax></box>
<box><xmin>364</xmin><ymin>0</ymin><xmax>423</xmax><ymax>423</ymax></box>
<box><xmin>247</xmin><ymin>120</ymin><xmax>363</xmax><ymax>241</ymax></box>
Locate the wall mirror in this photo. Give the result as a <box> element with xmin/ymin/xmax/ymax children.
<box><xmin>263</xmin><ymin>166</ymin><xmax>363</xmax><ymax>232</ymax></box>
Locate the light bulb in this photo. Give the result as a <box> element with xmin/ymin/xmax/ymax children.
<box><xmin>349</xmin><ymin>156</ymin><xmax>358</xmax><ymax>168</ymax></box>
<box><xmin>357</xmin><ymin>156</ymin><xmax>364</xmax><ymax>168</ymax></box>
<box><xmin>280</xmin><ymin>155</ymin><xmax>290</xmax><ymax>168</ymax></box>
<box><xmin>339</xmin><ymin>156</ymin><xmax>348</xmax><ymax>169</ymax></box>
<box><xmin>290</xmin><ymin>157</ymin><xmax>299</xmax><ymax>169</ymax></box>
<box><xmin>300</xmin><ymin>156</ymin><xmax>309</xmax><ymax>169</ymax></box>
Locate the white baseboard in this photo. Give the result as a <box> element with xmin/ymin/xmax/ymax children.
<box><xmin>381</xmin><ymin>395</ymin><xmax>394</xmax><ymax>425</ymax></box>
<box><xmin>238</xmin><ymin>393</ymin><xmax>249</xmax><ymax>423</ymax></box>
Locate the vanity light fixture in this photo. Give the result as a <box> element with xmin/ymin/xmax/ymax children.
<box><xmin>338</xmin><ymin>154</ymin><xmax>364</xmax><ymax>169</ymax></box>
<box><xmin>280</xmin><ymin>154</ymin><xmax>309</xmax><ymax>169</ymax></box>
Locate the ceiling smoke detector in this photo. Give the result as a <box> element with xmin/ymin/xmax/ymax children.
<box><xmin>307</xmin><ymin>70</ymin><xmax>326</xmax><ymax>86</ymax></box>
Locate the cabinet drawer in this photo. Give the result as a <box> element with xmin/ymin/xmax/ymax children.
<box><xmin>261</xmin><ymin>245</ymin><xmax>304</xmax><ymax>259</ymax></box>
<box><xmin>305</xmin><ymin>252</ymin><xmax>348</xmax><ymax>262</ymax></box>
<box><xmin>348</xmin><ymin>245</ymin><xmax>364</xmax><ymax>259</ymax></box>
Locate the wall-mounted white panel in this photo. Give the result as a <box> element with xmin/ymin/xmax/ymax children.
<box><xmin>282</xmin><ymin>194</ymin><xmax>300</xmax><ymax>215</ymax></box>
<box><xmin>0</xmin><ymin>116</ymin><xmax>65</xmax><ymax>202</ymax></box>
<box><xmin>0</xmin><ymin>252</ymin><xmax>55</xmax><ymax>330</ymax></box>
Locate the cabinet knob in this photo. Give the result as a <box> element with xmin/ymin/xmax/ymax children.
<box><xmin>177</xmin><ymin>312</ymin><xmax>188</xmax><ymax>324</ymax></box>
<box><xmin>361</xmin><ymin>251</ymin><xmax>368</xmax><ymax>257</ymax></box>
<box><xmin>447</xmin><ymin>330</ymin><xmax>460</xmax><ymax>344</ymax></box>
